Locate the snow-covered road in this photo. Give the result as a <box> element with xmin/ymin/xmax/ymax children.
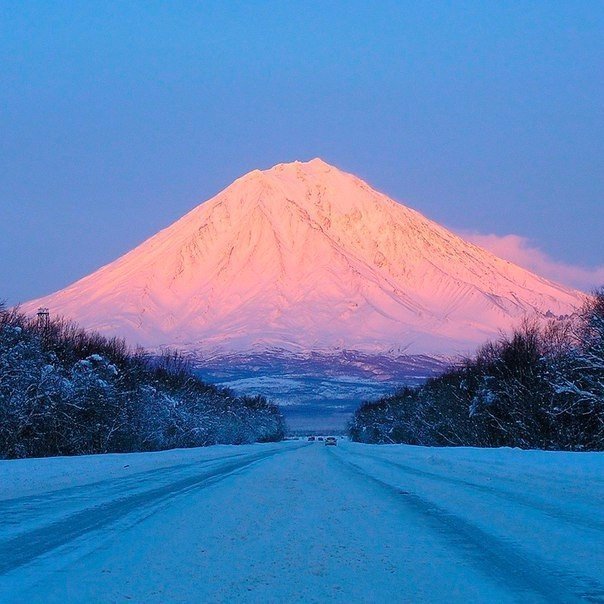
<box><xmin>1</xmin><ymin>441</ymin><xmax>603</xmax><ymax>602</ymax></box>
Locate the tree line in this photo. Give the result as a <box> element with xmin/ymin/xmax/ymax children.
<box><xmin>349</xmin><ymin>289</ymin><xmax>604</xmax><ymax>451</ymax></box>
<box><xmin>0</xmin><ymin>303</ymin><xmax>285</xmax><ymax>459</ymax></box>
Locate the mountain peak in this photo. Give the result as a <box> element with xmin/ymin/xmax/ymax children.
<box><xmin>269</xmin><ymin>157</ymin><xmax>334</xmax><ymax>172</ymax></box>
<box><xmin>23</xmin><ymin>162</ymin><xmax>584</xmax><ymax>356</ymax></box>
<box><xmin>234</xmin><ymin>158</ymin><xmax>337</xmax><ymax>189</ymax></box>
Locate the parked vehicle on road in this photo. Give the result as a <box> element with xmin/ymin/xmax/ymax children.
<box><xmin>325</xmin><ymin>437</ymin><xmax>337</xmax><ymax>446</ymax></box>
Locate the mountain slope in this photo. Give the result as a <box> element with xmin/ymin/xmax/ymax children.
<box><xmin>24</xmin><ymin>158</ymin><xmax>584</xmax><ymax>355</ymax></box>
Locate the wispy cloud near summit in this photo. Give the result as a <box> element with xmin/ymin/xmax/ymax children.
<box><xmin>462</xmin><ymin>232</ymin><xmax>604</xmax><ymax>293</ymax></box>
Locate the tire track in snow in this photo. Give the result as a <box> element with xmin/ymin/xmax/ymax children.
<box><xmin>0</xmin><ymin>445</ymin><xmax>304</xmax><ymax>575</ymax></box>
<box><xmin>346</xmin><ymin>448</ymin><xmax>604</xmax><ymax>534</ymax></box>
<box><xmin>0</xmin><ymin>449</ymin><xmax>264</xmax><ymax>537</ymax></box>
<box><xmin>329</xmin><ymin>448</ymin><xmax>604</xmax><ymax>604</ymax></box>
<box><xmin>0</xmin><ymin>451</ymin><xmax>250</xmax><ymax>531</ymax></box>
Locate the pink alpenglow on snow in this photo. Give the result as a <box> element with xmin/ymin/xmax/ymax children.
<box><xmin>23</xmin><ymin>159</ymin><xmax>585</xmax><ymax>356</ymax></box>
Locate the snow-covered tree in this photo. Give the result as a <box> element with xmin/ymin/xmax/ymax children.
<box><xmin>0</xmin><ymin>302</ymin><xmax>285</xmax><ymax>459</ymax></box>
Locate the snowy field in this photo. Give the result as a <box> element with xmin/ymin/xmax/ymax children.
<box><xmin>193</xmin><ymin>351</ymin><xmax>445</xmax><ymax>431</ymax></box>
<box><xmin>1</xmin><ymin>441</ymin><xmax>603</xmax><ymax>602</ymax></box>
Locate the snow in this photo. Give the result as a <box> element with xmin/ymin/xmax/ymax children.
<box><xmin>22</xmin><ymin>159</ymin><xmax>584</xmax><ymax>358</ymax></box>
<box><xmin>1</xmin><ymin>441</ymin><xmax>602</xmax><ymax>602</ymax></box>
<box><xmin>0</xmin><ymin>443</ymin><xmax>284</xmax><ymax>501</ymax></box>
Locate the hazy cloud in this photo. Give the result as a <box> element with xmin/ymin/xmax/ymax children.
<box><xmin>461</xmin><ymin>232</ymin><xmax>604</xmax><ymax>293</ymax></box>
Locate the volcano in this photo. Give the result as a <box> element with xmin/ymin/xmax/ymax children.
<box><xmin>24</xmin><ymin>158</ymin><xmax>583</xmax><ymax>357</ymax></box>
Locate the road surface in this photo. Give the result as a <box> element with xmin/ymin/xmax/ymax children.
<box><xmin>1</xmin><ymin>441</ymin><xmax>603</xmax><ymax>602</ymax></box>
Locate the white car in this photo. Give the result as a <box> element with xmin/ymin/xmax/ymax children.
<box><xmin>324</xmin><ymin>436</ymin><xmax>337</xmax><ymax>446</ymax></box>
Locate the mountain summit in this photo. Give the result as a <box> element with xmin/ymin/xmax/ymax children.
<box><xmin>25</xmin><ymin>159</ymin><xmax>583</xmax><ymax>355</ymax></box>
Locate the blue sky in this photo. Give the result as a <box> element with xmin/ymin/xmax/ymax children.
<box><xmin>1</xmin><ymin>1</ymin><xmax>603</xmax><ymax>303</ymax></box>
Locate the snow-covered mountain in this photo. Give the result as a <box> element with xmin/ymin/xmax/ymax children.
<box><xmin>24</xmin><ymin>158</ymin><xmax>584</xmax><ymax>356</ymax></box>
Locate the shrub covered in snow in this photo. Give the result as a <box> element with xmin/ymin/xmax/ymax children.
<box><xmin>0</xmin><ymin>304</ymin><xmax>285</xmax><ymax>458</ymax></box>
<box><xmin>349</xmin><ymin>289</ymin><xmax>604</xmax><ymax>451</ymax></box>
